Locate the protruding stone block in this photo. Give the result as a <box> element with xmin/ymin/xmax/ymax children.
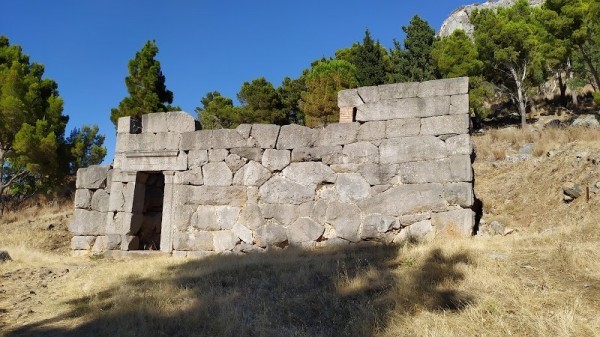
<box><xmin>232</xmin><ymin>223</ymin><xmax>254</xmax><ymax>244</ymax></box>
<box><xmin>251</xmin><ymin>124</ymin><xmax>280</xmax><ymax>148</ymax></box>
<box><xmin>276</xmin><ymin>124</ymin><xmax>316</xmax><ymax>149</ymax></box>
<box><xmin>203</xmin><ymin>162</ymin><xmax>233</xmax><ymax>186</ymax></box>
<box><xmin>76</xmin><ymin>165</ymin><xmax>110</xmax><ymax>189</ymax></box>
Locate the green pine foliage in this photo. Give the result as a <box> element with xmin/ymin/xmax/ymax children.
<box><xmin>237</xmin><ymin>77</ymin><xmax>286</xmax><ymax>125</ymax></box>
<box><xmin>66</xmin><ymin>125</ymin><xmax>107</xmax><ymax>173</ymax></box>
<box><xmin>389</xmin><ymin>16</ymin><xmax>437</xmax><ymax>83</ymax></box>
<box><xmin>354</xmin><ymin>29</ymin><xmax>388</xmax><ymax>86</ymax></box>
<box><xmin>195</xmin><ymin>91</ymin><xmax>239</xmax><ymax>129</ymax></box>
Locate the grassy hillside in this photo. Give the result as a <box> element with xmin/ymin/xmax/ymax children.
<box><xmin>1</xmin><ymin>126</ymin><xmax>599</xmax><ymax>337</ymax></box>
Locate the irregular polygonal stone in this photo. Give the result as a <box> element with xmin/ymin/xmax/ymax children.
<box><xmin>380</xmin><ymin>136</ymin><xmax>447</xmax><ymax>164</ymax></box>
<box><xmin>230</xmin><ymin>148</ymin><xmax>263</xmax><ymax>162</ymax></box>
<box><xmin>71</xmin><ymin>236</ymin><xmax>96</xmax><ymax>250</ymax></box>
<box><xmin>282</xmin><ymin>162</ymin><xmax>336</xmax><ymax>186</ymax></box>
<box><xmin>225</xmin><ymin>154</ymin><xmax>247</xmax><ymax>173</ymax></box>
<box><xmin>329</xmin><ymin>163</ymin><xmax>361</xmax><ymax>173</ymax></box>
<box><xmin>216</xmin><ymin>206</ymin><xmax>241</xmax><ymax>230</ymax></box>
<box><xmin>397</xmin><ymin>220</ymin><xmax>433</xmax><ymax>242</ymax></box>
<box><xmin>312</xmin><ymin>200</ymin><xmax>328</xmax><ymax>224</ymax></box>
<box><xmin>173</xmin><ymin>232</ymin><xmax>214</xmax><ymax>251</ymax></box>
<box><xmin>357</xmin><ymin>121</ymin><xmax>386</xmax><ymax>141</ymax></box>
<box><xmin>287</xmin><ymin>217</ymin><xmax>324</xmax><ymax>244</ymax></box>
<box><xmin>338</xmin><ymin>88</ymin><xmax>364</xmax><ymax>108</ymax></box>
<box><xmin>398</xmin><ymin>213</ymin><xmax>431</xmax><ymax>227</ymax></box>
<box><xmin>432</xmin><ymin>209</ymin><xmax>475</xmax><ymax>236</ymax></box>
<box><xmin>358</xmin><ymin>183</ymin><xmax>446</xmax><ymax>216</ymax></box>
<box><xmin>418</xmin><ymin>77</ymin><xmax>468</xmax><ymax>97</ymax></box>
<box><xmin>180</xmin><ymin>186</ymin><xmax>247</xmax><ymax>206</ymax></box>
<box><xmin>76</xmin><ymin>165</ymin><xmax>110</xmax><ymax>189</ymax></box>
<box><xmin>91</xmin><ymin>189</ymin><xmax>110</xmax><ymax>212</ymax></box>
<box><xmin>361</xmin><ymin>214</ymin><xmax>398</xmax><ymax>239</ymax></box>
<box><xmin>356</xmin><ymin>96</ymin><xmax>450</xmax><ymax>122</ymax></box>
<box><xmin>166</xmin><ymin>111</ymin><xmax>197</xmax><ymax>133</ymax></box>
<box><xmin>386</xmin><ymin>118</ymin><xmax>421</xmax><ymax>138</ymax></box>
<box><xmin>359</xmin><ymin>163</ymin><xmax>398</xmax><ymax>185</ymax></box>
<box><xmin>291</xmin><ymin>146</ymin><xmax>343</xmax><ymax>165</ymax></box>
<box><xmin>262</xmin><ymin>149</ymin><xmax>290</xmax><ymax>171</ymax></box>
<box><xmin>174</xmin><ymin>167</ymin><xmax>204</xmax><ymax>185</ymax></box>
<box><xmin>397</xmin><ymin>155</ymin><xmax>472</xmax><ymax>184</ymax></box>
<box><xmin>444</xmin><ymin>183</ymin><xmax>474</xmax><ymax>207</ymax></box>
<box><xmin>172</xmin><ymin>205</ymin><xmax>195</xmax><ymax>231</ymax></box>
<box><xmin>208</xmin><ymin>149</ymin><xmax>229</xmax><ymax>162</ymax></box>
<box><xmin>357</xmin><ymin>85</ymin><xmax>380</xmax><ymax>103</ymax></box>
<box><xmin>92</xmin><ymin>235</ymin><xmax>121</xmax><ymax>254</ymax></box>
<box><xmin>259</xmin><ymin>202</ymin><xmax>313</xmax><ymax>226</ymax></box>
<box><xmin>449</xmin><ymin>94</ymin><xmax>469</xmax><ymax>115</ymax></box>
<box><xmin>74</xmin><ymin>189</ymin><xmax>92</xmax><ymax>209</ymax></box>
<box><xmin>342</xmin><ymin>142</ymin><xmax>379</xmax><ymax>164</ymax></box>
<box><xmin>255</xmin><ymin>223</ymin><xmax>288</xmax><ymax>248</ymax></box>
<box><xmin>108</xmin><ymin>182</ymin><xmax>126</xmax><ymax>212</ymax></box>
<box><xmin>213</xmin><ymin>230</ymin><xmax>238</xmax><ymax>253</ymax></box>
<box><xmin>212</xmin><ymin>129</ymin><xmax>252</xmax><ymax>148</ymax></box>
<box><xmin>335</xmin><ymin>173</ymin><xmax>370</xmax><ymax>203</ymax></box>
<box><xmin>202</xmin><ymin>162</ymin><xmax>233</xmax><ymax>186</ymax></box>
<box><xmin>251</xmin><ymin>124</ymin><xmax>280</xmax><ymax>149</ymax></box>
<box><xmin>445</xmin><ymin>134</ymin><xmax>473</xmax><ymax>156</ymax></box>
<box><xmin>326</xmin><ymin>202</ymin><xmax>362</xmax><ymax>242</ymax></box>
<box><xmin>378</xmin><ymin>82</ymin><xmax>419</xmax><ymax>100</ymax></box>
<box><xmin>420</xmin><ymin>114</ymin><xmax>470</xmax><ymax>136</ymax></box>
<box><xmin>259</xmin><ymin>177</ymin><xmax>315</xmax><ymax>205</ymax></box>
<box><xmin>191</xmin><ymin>205</ymin><xmax>219</xmax><ymax>231</ymax></box>
<box><xmin>314</xmin><ymin>123</ymin><xmax>359</xmax><ymax>146</ymax></box>
<box><xmin>233</xmin><ymin>161</ymin><xmax>272</xmax><ymax>186</ymax></box>
<box><xmin>317</xmin><ymin>184</ymin><xmax>339</xmax><ymax>201</ymax></box>
<box><xmin>237</xmin><ymin>204</ymin><xmax>264</xmax><ymax>230</ymax></box>
<box><xmin>69</xmin><ymin>209</ymin><xmax>107</xmax><ymax>235</ymax></box>
<box><xmin>232</xmin><ymin>223</ymin><xmax>254</xmax><ymax>244</ymax></box>
<box><xmin>276</xmin><ymin>124</ymin><xmax>316</xmax><ymax>149</ymax></box>
<box><xmin>236</xmin><ymin>124</ymin><xmax>252</xmax><ymax>138</ymax></box>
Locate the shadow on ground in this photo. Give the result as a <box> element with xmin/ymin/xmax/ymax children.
<box><xmin>6</xmin><ymin>244</ymin><xmax>474</xmax><ymax>337</ymax></box>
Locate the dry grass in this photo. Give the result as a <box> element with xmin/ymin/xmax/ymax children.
<box><xmin>1</xmin><ymin>126</ymin><xmax>600</xmax><ymax>336</ymax></box>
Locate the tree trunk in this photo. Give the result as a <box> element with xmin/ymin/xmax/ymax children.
<box><xmin>557</xmin><ymin>72</ymin><xmax>567</xmax><ymax>106</ymax></box>
<box><xmin>579</xmin><ymin>44</ymin><xmax>600</xmax><ymax>91</ymax></box>
<box><xmin>510</xmin><ymin>66</ymin><xmax>528</xmax><ymax>129</ymax></box>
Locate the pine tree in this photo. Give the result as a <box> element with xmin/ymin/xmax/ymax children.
<box><xmin>390</xmin><ymin>16</ymin><xmax>436</xmax><ymax>82</ymax></box>
<box><xmin>354</xmin><ymin>29</ymin><xmax>387</xmax><ymax>86</ymax></box>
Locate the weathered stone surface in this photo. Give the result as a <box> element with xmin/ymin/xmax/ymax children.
<box><xmin>216</xmin><ymin>206</ymin><xmax>241</xmax><ymax>230</ymax></box>
<box><xmin>173</xmin><ymin>232</ymin><xmax>214</xmax><ymax>251</ymax></box>
<box><xmin>571</xmin><ymin>114</ymin><xmax>599</xmax><ymax>127</ymax></box>
<box><xmin>233</xmin><ymin>161</ymin><xmax>272</xmax><ymax>186</ymax></box>
<box><xmin>398</xmin><ymin>213</ymin><xmax>431</xmax><ymax>227</ymax></box>
<box><xmin>342</xmin><ymin>142</ymin><xmax>379</xmax><ymax>164</ymax></box>
<box><xmin>291</xmin><ymin>146</ymin><xmax>343</xmax><ymax>164</ymax></box>
<box><xmin>92</xmin><ymin>235</ymin><xmax>121</xmax><ymax>254</ymax></box>
<box><xmin>121</xmin><ymin>235</ymin><xmax>140</xmax><ymax>250</ymax></box>
<box><xmin>74</xmin><ymin>189</ymin><xmax>92</xmax><ymax>209</ymax></box>
<box><xmin>282</xmin><ymin>162</ymin><xmax>336</xmax><ymax>186</ymax></box>
<box><xmin>359</xmin><ymin>163</ymin><xmax>398</xmax><ymax>185</ymax></box>
<box><xmin>357</xmin><ymin>85</ymin><xmax>380</xmax><ymax>103</ymax></box>
<box><xmin>358</xmin><ymin>184</ymin><xmax>446</xmax><ymax>216</ymax></box>
<box><xmin>208</xmin><ymin>149</ymin><xmax>229</xmax><ymax>162</ymax></box>
<box><xmin>142</xmin><ymin>113</ymin><xmax>167</xmax><ymax>133</ymax></box>
<box><xmin>326</xmin><ymin>202</ymin><xmax>362</xmax><ymax>242</ymax></box>
<box><xmin>357</xmin><ymin>121</ymin><xmax>386</xmax><ymax>141</ymax></box>
<box><xmin>230</xmin><ymin>148</ymin><xmax>263</xmax><ymax>162</ymax></box>
<box><xmin>432</xmin><ymin>209</ymin><xmax>475</xmax><ymax>236</ymax></box>
<box><xmin>181</xmin><ymin>131</ymin><xmax>212</xmax><ymax>150</ymax></box>
<box><xmin>356</xmin><ymin>96</ymin><xmax>450</xmax><ymax>122</ymax></box>
<box><xmin>121</xmin><ymin>150</ymin><xmax>187</xmax><ymax>172</ymax></box>
<box><xmin>396</xmin><ymin>220</ymin><xmax>433</xmax><ymax>242</ymax></box>
<box><xmin>212</xmin><ymin>129</ymin><xmax>253</xmax><ymax>148</ymax></box>
<box><xmin>316</xmin><ymin>184</ymin><xmax>339</xmax><ymax>201</ymax></box>
<box><xmin>69</xmin><ymin>209</ymin><xmax>107</xmax><ymax>235</ymax></box>
<box><xmin>91</xmin><ymin>189</ymin><xmax>110</xmax><ymax>212</ymax></box>
<box><xmin>259</xmin><ymin>177</ymin><xmax>315</xmax><ymax>205</ymax></box>
<box><xmin>287</xmin><ymin>217</ymin><xmax>324</xmax><ymax>244</ymax></box>
<box><xmin>276</xmin><ymin>124</ymin><xmax>316</xmax><ymax>149</ymax></box>
<box><xmin>237</xmin><ymin>204</ymin><xmax>264</xmax><ymax>230</ymax></box>
<box><xmin>120</xmin><ymin>132</ymin><xmax>182</xmax><ymax>152</ymax></box>
<box><xmin>361</xmin><ymin>214</ymin><xmax>397</xmax><ymax>239</ymax></box>
<box><xmin>251</xmin><ymin>124</ymin><xmax>280</xmax><ymax>148</ymax></box>
<box><xmin>232</xmin><ymin>223</ymin><xmax>254</xmax><ymax>244</ymax></box>
<box><xmin>380</xmin><ymin>136</ymin><xmax>447</xmax><ymax>164</ymax></box>
<box><xmin>445</xmin><ymin>134</ymin><xmax>472</xmax><ymax>156</ymax></box>
<box><xmin>449</xmin><ymin>94</ymin><xmax>469</xmax><ymax>115</ymax></box>
<box><xmin>236</xmin><ymin>124</ymin><xmax>252</xmax><ymax>138</ymax></box>
<box><xmin>255</xmin><ymin>223</ymin><xmax>288</xmax><ymax>247</ymax></box>
<box><xmin>259</xmin><ymin>202</ymin><xmax>313</xmax><ymax>226</ymax></box>
<box><xmin>71</xmin><ymin>236</ymin><xmax>96</xmax><ymax>250</ymax></box>
<box><xmin>444</xmin><ymin>183</ymin><xmax>474</xmax><ymax>207</ymax></box>
<box><xmin>108</xmin><ymin>182</ymin><xmax>126</xmax><ymax>212</ymax></box>
<box><xmin>202</xmin><ymin>162</ymin><xmax>233</xmax><ymax>186</ymax></box>
<box><xmin>335</xmin><ymin>174</ymin><xmax>370</xmax><ymax>203</ymax></box>
<box><xmin>174</xmin><ymin>167</ymin><xmax>204</xmax><ymax>185</ymax></box>
<box><xmin>418</xmin><ymin>77</ymin><xmax>468</xmax><ymax>97</ymax></box>
<box><xmin>378</xmin><ymin>82</ymin><xmax>420</xmax><ymax>100</ymax></box>
<box><xmin>76</xmin><ymin>165</ymin><xmax>110</xmax><ymax>189</ymax></box>
<box><xmin>181</xmin><ymin>186</ymin><xmax>247</xmax><ymax>206</ymax></box>
<box><xmin>397</xmin><ymin>155</ymin><xmax>472</xmax><ymax>183</ymax></box>
<box><xmin>191</xmin><ymin>206</ymin><xmax>219</xmax><ymax>231</ymax></box>
<box><xmin>563</xmin><ymin>182</ymin><xmax>582</xmax><ymax>201</ymax></box>
<box><xmin>160</xmin><ymin>112</ymin><xmax>196</xmax><ymax>133</ymax></box>
<box><xmin>421</xmin><ymin>114</ymin><xmax>469</xmax><ymax>136</ymax></box>
<box><xmin>117</xmin><ymin>116</ymin><xmax>136</xmax><ymax>134</ymax></box>
<box><xmin>338</xmin><ymin>88</ymin><xmax>364</xmax><ymax>108</ymax></box>
<box><xmin>262</xmin><ymin>149</ymin><xmax>290</xmax><ymax>171</ymax></box>
<box><xmin>386</xmin><ymin>118</ymin><xmax>421</xmax><ymax>138</ymax></box>
<box><xmin>225</xmin><ymin>154</ymin><xmax>247</xmax><ymax>173</ymax></box>
<box><xmin>314</xmin><ymin>123</ymin><xmax>359</xmax><ymax>146</ymax></box>
<box><xmin>213</xmin><ymin>230</ymin><xmax>238</xmax><ymax>253</ymax></box>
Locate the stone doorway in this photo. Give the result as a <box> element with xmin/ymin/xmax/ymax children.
<box><xmin>133</xmin><ymin>172</ymin><xmax>165</xmax><ymax>250</ymax></box>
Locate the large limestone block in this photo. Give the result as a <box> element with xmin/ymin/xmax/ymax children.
<box><xmin>166</xmin><ymin>111</ymin><xmax>197</xmax><ymax>133</ymax></box>
<box><xmin>335</xmin><ymin>173</ymin><xmax>370</xmax><ymax>203</ymax></box>
<box><xmin>251</xmin><ymin>124</ymin><xmax>280</xmax><ymax>148</ymax></box>
<box><xmin>395</xmin><ymin>220</ymin><xmax>434</xmax><ymax>242</ymax></box>
<box><xmin>450</xmin><ymin>94</ymin><xmax>469</xmax><ymax>115</ymax></box>
<box><xmin>225</xmin><ymin>154</ymin><xmax>247</xmax><ymax>173</ymax></box>
<box><xmin>287</xmin><ymin>217</ymin><xmax>324</xmax><ymax>244</ymax></box>
<box><xmin>418</xmin><ymin>77</ymin><xmax>468</xmax><ymax>98</ymax></box>
<box><xmin>191</xmin><ymin>205</ymin><xmax>219</xmax><ymax>231</ymax></box>
<box><xmin>76</xmin><ymin>165</ymin><xmax>110</xmax><ymax>189</ymax></box>
<box><xmin>359</xmin><ymin>163</ymin><xmax>398</xmax><ymax>185</ymax></box>
<box><xmin>173</xmin><ymin>232</ymin><xmax>214</xmax><ymax>251</ymax></box>
<box><xmin>259</xmin><ymin>202</ymin><xmax>314</xmax><ymax>226</ymax></box>
<box><xmin>122</xmin><ymin>150</ymin><xmax>187</xmax><ymax>172</ymax></box>
<box><xmin>91</xmin><ymin>235</ymin><xmax>122</xmax><ymax>253</ymax></box>
<box><xmin>142</xmin><ymin>113</ymin><xmax>168</xmax><ymax>133</ymax></box>
<box><xmin>338</xmin><ymin>88</ymin><xmax>364</xmax><ymax>108</ymax></box>
<box><xmin>357</xmin><ymin>121</ymin><xmax>386</xmax><ymax>141</ymax></box>
<box><xmin>172</xmin><ymin>205</ymin><xmax>195</xmax><ymax>231</ymax></box>
<box><xmin>276</xmin><ymin>124</ymin><xmax>316</xmax><ymax>149</ymax></box>
<box><xmin>420</xmin><ymin>114</ymin><xmax>470</xmax><ymax>136</ymax></box>
<box><xmin>188</xmin><ymin>150</ymin><xmax>209</xmax><ymax>168</ymax></box>
<box><xmin>208</xmin><ymin>149</ymin><xmax>229</xmax><ymax>162</ymax></box>
<box><xmin>216</xmin><ymin>206</ymin><xmax>241</xmax><ymax>230</ymax></box>
<box><xmin>74</xmin><ymin>189</ymin><xmax>92</xmax><ymax>209</ymax></box>
<box><xmin>232</xmin><ymin>223</ymin><xmax>254</xmax><ymax>244</ymax></box>
<box><xmin>259</xmin><ymin>177</ymin><xmax>315</xmax><ymax>205</ymax></box>
<box><xmin>357</xmin><ymin>85</ymin><xmax>380</xmax><ymax>103</ymax></box>
<box><xmin>314</xmin><ymin>123</ymin><xmax>359</xmax><ymax>146</ymax></box>
<box><xmin>326</xmin><ymin>202</ymin><xmax>362</xmax><ymax>242</ymax></box>
<box><xmin>432</xmin><ymin>209</ymin><xmax>475</xmax><ymax>236</ymax></box>
<box><xmin>378</xmin><ymin>82</ymin><xmax>420</xmax><ymax>100</ymax></box>
<box><xmin>203</xmin><ymin>162</ymin><xmax>233</xmax><ymax>186</ymax></box>
<box><xmin>386</xmin><ymin>118</ymin><xmax>421</xmax><ymax>138</ymax></box>
<box><xmin>358</xmin><ymin>183</ymin><xmax>447</xmax><ymax>216</ymax></box>
<box><xmin>255</xmin><ymin>223</ymin><xmax>288</xmax><ymax>248</ymax></box>
<box><xmin>380</xmin><ymin>136</ymin><xmax>448</xmax><ymax>164</ymax></box>
<box><xmin>233</xmin><ymin>161</ymin><xmax>272</xmax><ymax>186</ymax></box>
<box><xmin>282</xmin><ymin>162</ymin><xmax>336</xmax><ymax>186</ymax></box>
<box><xmin>230</xmin><ymin>148</ymin><xmax>263</xmax><ymax>162</ymax></box>
<box><xmin>262</xmin><ymin>149</ymin><xmax>290</xmax><ymax>171</ymax></box>
<box><xmin>181</xmin><ymin>131</ymin><xmax>213</xmax><ymax>150</ymax></box>
<box><xmin>71</xmin><ymin>236</ymin><xmax>96</xmax><ymax>250</ymax></box>
<box><xmin>123</xmin><ymin>132</ymin><xmax>182</xmax><ymax>152</ymax></box>
<box><xmin>342</xmin><ymin>142</ymin><xmax>379</xmax><ymax>164</ymax></box>
<box><xmin>361</xmin><ymin>214</ymin><xmax>398</xmax><ymax>239</ymax></box>
<box><xmin>180</xmin><ymin>185</ymin><xmax>247</xmax><ymax>206</ymax></box>
<box><xmin>444</xmin><ymin>182</ymin><xmax>474</xmax><ymax>207</ymax></box>
<box><xmin>236</xmin><ymin>124</ymin><xmax>252</xmax><ymax>138</ymax></box>
<box><xmin>211</xmin><ymin>129</ymin><xmax>252</xmax><ymax>148</ymax></box>
<box><xmin>117</xmin><ymin>116</ymin><xmax>140</xmax><ymax>134</ymax></box>
<box><xmin>174</xmin><ymin>167</ymin><xmax>204</xmax><ymax>186</ymax></box>
<box><xmin>213</xmin><ymin>230</ymin><xmax>238</xmax><ymax>253</ymax></box>
<box><xmin>445</xmin><ymin>134</ymin><xmax>473</xmax><ymax>156</ymax></box>
<box><xmin>69</xmin><ymin>209</ymin><xmax>107</xmax><ymax>235</ymax></box>
<box><xmin>397</xmin><ymin>155</ymin><xmax>473</xmax><ymax>184</ymax></box>
<box><xmin>291</xmin><ymin>146</ymin><xmax>343</xmax><ymax>165</ymax></box>
<box><xmin>237</xmin><ymin>204</ymin><xmax>265</xmax><ymax>230</ymax></box>
<box><xmin>355</xmin><ymin>96</ymin><xmax>450</xmax><ymax>122</ymax></box>
<box><xmin>91</xmin><ymin>189</ymin><xmax>110</xmax><ymax>212</ymax></box>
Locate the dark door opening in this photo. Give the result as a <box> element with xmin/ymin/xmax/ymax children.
<box><xmin>134</xmin><ymin>172</ymin><xmax>164</xmax><ymax>250</ymax></box>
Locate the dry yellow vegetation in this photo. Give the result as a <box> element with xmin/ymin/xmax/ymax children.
<box><xmin>1</xmin><ymin>126</ymin><xmax>599</xmax><ymax>337</ymax></box>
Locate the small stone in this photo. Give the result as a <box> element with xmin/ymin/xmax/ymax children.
<box><xmin>518</xmin><ymin>143</ymin><xmax>535</xmax><ymax>156</ymax></box>
<box><xmin>0</xmin><ymin>250</ymin><xmax>12</xmax><ymax>263</ymax></box>
<box><xmin>490</xmin><ymin>221</ymin><xmax>505</xmax><ymax>236</ymax></box>
<box><xmin>563</xmin><ymin>182</ymin><xmax>582</xmax><ymax>200</ymax></box>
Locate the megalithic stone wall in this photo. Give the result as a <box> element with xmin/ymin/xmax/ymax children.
<box><xmin>69</xmin><ymin>77</ymin><xmax>475</xmax><ymax>256</ymax></box>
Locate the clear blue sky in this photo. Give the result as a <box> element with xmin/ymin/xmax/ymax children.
<box><xmin>1</xmin><ymin>0</ymin><xmax>472</xmax><ymax>163</ymax></box>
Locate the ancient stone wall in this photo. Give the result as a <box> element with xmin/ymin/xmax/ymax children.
<box><xmin>69</xmin><ymin>77</ymin><xmax>475</xmax><ymax>256</ymax></box>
